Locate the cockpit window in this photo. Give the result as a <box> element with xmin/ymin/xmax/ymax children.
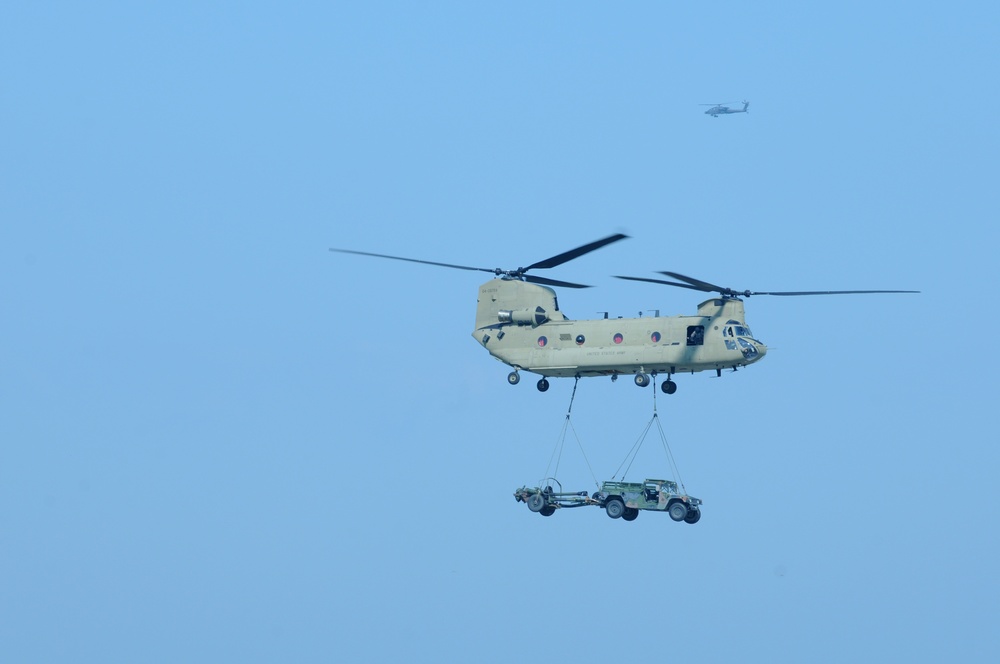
<box><xmin>728</xmin><ymin>325</ymin><xmax>753</xmax><ymax>338</ymax></box>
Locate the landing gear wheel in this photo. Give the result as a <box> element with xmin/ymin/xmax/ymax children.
<box><xmin>540</xmin><ymin>506</ymin><xmax>556</xmax><ymax>517</ymax></box>
<box><xmin>536</xmin><ymin>378</ymin><xmax>550</xmax><ymax>392</ymax></box>
<box><xmin>605</xmin><ymin>498</ymin><xmax>625</xmax><ymax>519</ymax></box>
<box><xmin>527</xmin><ymin>493</ymin><xmax>546</xmax><ymax>513</ymax></box>
<box><xmin>684</xmin><ymin>508</ymin><xmax>701</xmax><ymax>524</ymax></box>
<box><xmin>507</xmin><ymin>371</ymin><xmax>520</xmax><ymax>385</ymax></box>
<box><xmin>661</xmin><ymin>380</ymin><xmax>677</xmax><ymax>394</ymax></box>
<box><xmin>634</xmin><ymin>373</ymin><xmax>650</xmax><ymax>388</ymax></box>
<box><xmin>622</xmin><ymin>508</ymin><xmax>639</xmax><ymax>521</ymax></box>
<box><xmin>668</xmin><ymin>502</ymin><xmax>689</xmax><ymax>522</ymax></box>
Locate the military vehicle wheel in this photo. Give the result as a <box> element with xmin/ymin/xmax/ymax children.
<box><xmin>622</xmin><ymin>508</ymin><xmax>639</xmax><ymax>521</ymax></box>
<box><xmin>684</xmin><ymin>508</ymin><xmax>701</xmax><ymax>524</ymax></box>
<box><xmin>605</xmin><ymin>497</ymin><xmax>625</xmax><ymax>519</ymax></box>
<box><xmin>661</xmin><ymin>380</ymin><xmax>677</xmax><ymax>394</ymax></box>
<box><xmin>540</xmin><ymin>506</ymin><xmax>556</xmax><ymax>517</ymax></box>
<box><xmin>536</xmin><ymin>378</ymin><xmax>550</xmax><ymax>392</ymax></box>
<box><xmin>668</xmin><ymin>502</ymin><xmax>688</xmax><ymax>521</ymax></box>
<box><xmin>507</xmin><ymin>371</ymin><xmax>520</xmax><ymax>385</ymax></box>
<box><xmin>634</xmin><ymin>373</ymin><xmax>650</xmax><ymax>388</ymax></box>
<box><xmin>527</xmin><ymin>493</ymin><xmax>546</xmax><ymax>512</ymax></box>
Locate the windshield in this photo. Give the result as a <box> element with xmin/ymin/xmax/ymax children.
<box><xmin>726</xmin><ymin>324</ymin><xmax>757</xmax><ymax>340</ymax></box>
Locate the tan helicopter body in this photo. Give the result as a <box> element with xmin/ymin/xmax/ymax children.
<box><xmin>331</xmin><ymin>233</ymin><xmax>915</xmax><ymax>393</ymax></box>
<box><xmin>475</xmin><ymin>279</ymin><xmax>765</xmax><ymax>392</ymax></box>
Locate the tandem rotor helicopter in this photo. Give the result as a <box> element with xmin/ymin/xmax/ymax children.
<box><xmin>702</xmin><ymin>100</ymin><xmax>750</xmax><ymax>117</ymax></box>
<box><xmin>331</xmin><ymin>234</ymin><xmax>918</xmax><ymax>394</ymax></box>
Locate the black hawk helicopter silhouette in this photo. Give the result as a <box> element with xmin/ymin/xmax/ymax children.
<box><xmin>331</xmin><ymin>234</ymin><xmax>917</xmax><ymax>393</ymax></box>
<box><xmin>702</xmin><ymin>100</ymin><xmax>750</xmax><ymax>117</ymax></box>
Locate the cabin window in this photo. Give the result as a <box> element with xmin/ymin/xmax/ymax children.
<box><xmin>613</xmin><ymin>333</ymin><xmax>623</xmax><ymax>344</ymax></box>
<box><xmin>651</xmin><ymin>331</ymin><xmax>661</xmax><ymax>343</ymax></box>
<box><xmin>686</xmin><ymin>325</ymin><xmax>705</xmax><ymax>346</ymax></box>
<box><xmin>537</xmin><ymin>336</ymin><xmax>547</xmax><ymax>347</ymax></box>
<box><xmin>576</xmin><ymin>335</ymin><xmax>586</xmax><ymax>346</ymax></box>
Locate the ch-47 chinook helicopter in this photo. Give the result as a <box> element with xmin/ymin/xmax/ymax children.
<box><xmin>331</xmin><ymin>234</ymin><xmax>918</xmax><ymax>394</ymax></box>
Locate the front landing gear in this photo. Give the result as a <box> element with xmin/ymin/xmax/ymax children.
<box><xmin>536</xmin><ymin>378</ymin><xmax>550</xmax><ymax>392</ymax></box>
<box><xmin>661</xmin><ymin>379</ymin><xmax>677</xmax><ymax>394</ymax></box>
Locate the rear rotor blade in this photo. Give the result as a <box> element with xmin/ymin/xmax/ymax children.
<box><xmin>525</xmin><ymin>233</ymin><xmax>628</xmax><ymax>271</ymax></box>
<box><xmin>329</xmin><ymin>248</ymin><xmax>498</xmax><ymax>275</ymax></box>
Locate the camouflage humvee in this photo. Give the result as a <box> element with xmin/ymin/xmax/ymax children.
<box><xmin>594</xmin><ymin>478</ymin><xmax>701</xmax><ymax>523</ymax></box>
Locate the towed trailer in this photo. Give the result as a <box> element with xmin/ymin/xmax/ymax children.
<box><xmin>513</xmin><ymin>479</ymin><xmax>600</xmax><ymax>517</ymax></box>
<box><xmin>514</xmin><ymin>477</ymin><xmax>701</xmax><ymax>524</ymax></box>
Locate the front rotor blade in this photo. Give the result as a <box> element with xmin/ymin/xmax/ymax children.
<box><xmin>525</xmin><ymin>233</ymin><xmax>628</xmax><ymax>271</ymax></box>
<box><xmin>525</xmin><ymin>274</ymin><xmax>591</xmax><ymax>289</ymax></box>
<box><xmin>752</xmin><ymin>289</ymin><xmax>921</xmax><ymax>296</ymax></box>
<box><xmin>614</xmin><ymin>275</ymin><xmax>707</xmax><ymax>292</ymax></box>
<box><xmin>658</xmin><ymin>271</ymin><xmax>727</xmax><ymax>293</ymax></box>
<box><xmin>329</xmin><ymin>248</ymin><xmax>497</xmax><ymax>274</ymax></box>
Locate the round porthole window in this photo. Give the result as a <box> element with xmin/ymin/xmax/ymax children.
<box><xmin>613</xmin><ymin>333</ymin><xmax>623</xmax><ymax>344</ymax></box>
<box><xmin>537</xmin><ymin>336</ymin><xmax>547</xmax><ymax>347</ymax></box>
<box><xmin>651</xmin><ymin>331</ymin><xmax>661</xmax><ymax>343</ymax></box>
<box><xmin>576</xmin><ymin>335</ymin><xmax>585</xmax><ymax>345</ymax></box>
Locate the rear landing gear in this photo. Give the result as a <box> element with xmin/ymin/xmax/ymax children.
<box><xmin>507</xmin><ymin>371</ymin><xmax>520</xmax><ymax>385</ymax></box>
<box><xmin>536</xmin><ymin>378</ymin><xmax>550</xmax><ymax>392</ymax></box>
<box><xmin>634</xmin><ymin>373</ymin><xmax>650</xmax><ymax>388</ymax></box>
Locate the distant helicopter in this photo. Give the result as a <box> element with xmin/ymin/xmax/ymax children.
<box><xmin>330</xmin><ymin>235</ymin><xmax>917</xmax><ymax>393</ymax></box>
<box><xmin>701</xmin><ymin>100</ymin><xmax>750</xmax><ymax>117</ymax></box>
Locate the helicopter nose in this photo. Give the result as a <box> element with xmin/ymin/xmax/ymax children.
<box><xmin>737</xmin><ymin>337</ymin><xmax>766</xmax><ymax>362</ymax></box>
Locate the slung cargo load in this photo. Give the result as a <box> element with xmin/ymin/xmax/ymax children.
<box><xmin>594</xmin><ymin>478</ymin><xmax>702</xmax><ymax>523</ymax></box>
<box><xmin>513</xmin><ymin>480</ymin><xmax>599</xmax><ymax>517</ymax></box>
<box><xmin>513</xmin><ymin>478</ymin><xmax>702</xmax><ymax>524</ymax></box>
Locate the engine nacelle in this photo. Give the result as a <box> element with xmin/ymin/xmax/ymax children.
<box><xmin>498</xmin><ymin>306</ymin><xmax>548</xmax><ymax>327</ymax></box>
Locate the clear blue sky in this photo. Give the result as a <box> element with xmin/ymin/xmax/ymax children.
<box><xmin>2</xmin><ymin>2</ymin><xmax>998</xmax><ymax>662</ymax></box>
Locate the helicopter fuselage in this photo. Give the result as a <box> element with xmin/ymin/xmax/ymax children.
<box><xmin>705</xmin><ymin>101</ymin><xmax>750</xmax><ymax>117</ymax></box>
<box><xmin>331</xmin><ymin>233</ymin><xmax>913</xmax><ymax>392</ymax></box>
<box><xmin>474</xmin><ymin>279</ymin><xmax>767</xmax><ymax>381</ymax></box>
